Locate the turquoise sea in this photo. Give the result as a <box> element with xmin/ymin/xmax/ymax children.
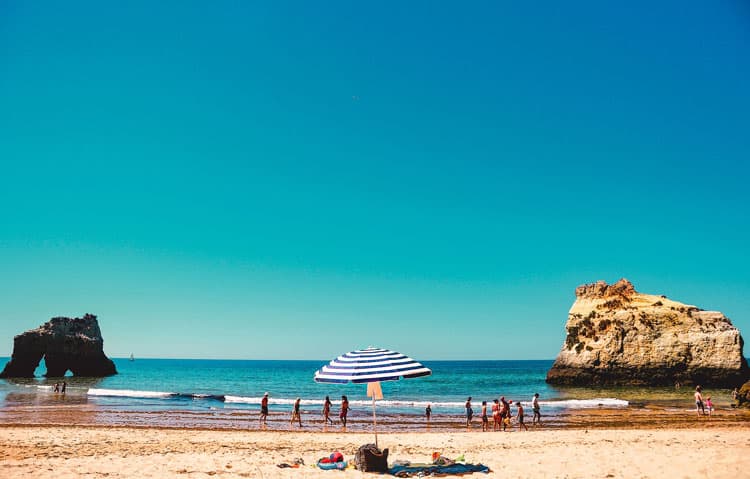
<box><xmin>0</xmin><ymin>358</ymin><xmax>737</xmax><ymax>431</ymax></box>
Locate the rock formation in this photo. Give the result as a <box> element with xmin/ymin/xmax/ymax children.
<box><xmin>0</xmin><ymin>314</ymin><xmax>117</xmax><ymax>378</ymax></box>
<box><xmin>546</xmin><ymin>279</ymin><xmax>748</xmax><ymax>387</ymax></box>
<box><xmin>737</xmin><ymin>380</ymin><xmax>750</xmax><ymax>408</ymax></box>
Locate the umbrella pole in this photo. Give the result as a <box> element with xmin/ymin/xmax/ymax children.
<box><xmin>372</xmin><ymin>393</ymin><xmax>378</xmax><ymax>448</ymax></box>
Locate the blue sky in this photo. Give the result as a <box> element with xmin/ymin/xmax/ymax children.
<box><xmin>1</xmin><ymin>1</ymin><xmax>748</xmax><ymax>360</ymax></box>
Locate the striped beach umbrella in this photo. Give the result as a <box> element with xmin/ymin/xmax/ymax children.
<box><xmin>314</xmin><ymin>347</ymin><xmax>431</xmax><ymax>445</ymax></box>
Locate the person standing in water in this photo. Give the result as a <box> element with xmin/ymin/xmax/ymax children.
<box><xmin>61</xmin><ymin>381</ymin><xmax>67</xmax><ymax>394</ymax></box>
<box><xmin>532</xmin><ymin>393</ymin><xmax>541</xmax><ymax>427</ymax></box>
<box><xmin>500</xmin><ymin>397</ymin><xmax>511</xmax><ymax>431</ymax></box>
<box><xmin>492</xmin><ymin>399</ymin><xmax>501</xmax><ymax>431</ymax></box>
<box><xmin>480</xmin><ymin>401</ymin><xmax>489</xmax><ymax>432</ymax></box>
<box><xmin>290</xmin><ymin>397</ymin><xmax>302</xmax><ymax>427</ymax></box>
<box><xmin>259</xmin><ymin>392</ymin><xmax>269</xmax><ymax>427</ymax></box>
<box><xmin>695</xmin><ymin>386</ymin><xmax>705</xmax><ymax>416</ymax></box>
<box><xmin>323</xmin><ymin>396</ymin><xmax>333</xmax><ymax>425</ymax></box>
<box><xmin>340</xmin><ymin>395</ymin><xmax>349</xmax><ymax>427</ymax></box>
<box><xmin>425</xmin><ymin>403</ymin><xmax>432</xmax><ymax>422</ymax></box>
<box><xmin>465</xmin><ymin>397</ymin><xmax>473</xmax><ymax>428</ymax></box>
<box><xmin>516</xmin><ymin>401</ymin><xmax>528</xmax><ymax>431</ymax></box>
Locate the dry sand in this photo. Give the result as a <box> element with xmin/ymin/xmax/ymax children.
<box><xmin>2</xmin><ymin>424</ymin><xmax>749</xmax><ymax>479</ymax></box>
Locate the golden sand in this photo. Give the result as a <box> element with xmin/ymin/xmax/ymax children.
<box><xmin>2</xmin><ymin>422</ymin><xmax>749</xmax><ymax>478</ymax></box>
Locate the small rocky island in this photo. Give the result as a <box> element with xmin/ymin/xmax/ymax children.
<box><xmin>0</xmin><ymin>314</ymin><xmax>117</xmax><ymax>378</ymax></box>
<box><xmin>546</xmin><ymin>279</ymin><xmax>748</xmax><ymax>387</ymax></box>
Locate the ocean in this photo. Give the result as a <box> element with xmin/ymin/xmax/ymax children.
<box><xmin>0</xmin><ymin>358</ymin><xmax>733</xmax><ymax>431</ymax></box>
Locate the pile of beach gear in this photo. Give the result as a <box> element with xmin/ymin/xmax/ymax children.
<box><xmin>305</xmin><ymin>444</ymin><xmax>490</xmax><ymax>475</ymax></box>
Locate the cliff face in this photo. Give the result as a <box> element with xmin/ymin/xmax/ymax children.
<box><xmin>546</xmin><ymin>279</ymin><xmax>748</xmax><ymax>387</ymax></box>
<box><xmin>0</xmin><ymin>314</ymin><xmax>117</xmax><ymax>378</ymax></box>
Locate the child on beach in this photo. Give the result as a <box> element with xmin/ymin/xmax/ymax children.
<box><xmin>516</xmin><ymin>401</ymin><xmax>528</xmax><ymax>431</ymax></box>
<box><xmin>425</xmin><ymin>404</ymin><xmax>432</xmax><ymax>422</ymax></box>
<box><xmin>705</xmin><ymin>396</ymin><xmax>713</xmax><ymax>416</ymax></box>
<box><xmin>500</xmin><ymin>396</ymin><xmax>511</xmax><ymax>431</ymax></box>
<box><xmin>480</xmin><ymin>401</ymin><xmax>488</xmax><ymax>432</ymax></box>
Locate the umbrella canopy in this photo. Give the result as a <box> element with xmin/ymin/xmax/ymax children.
<box><xmin>314</xmin><ymin>347</ymin><xmax>431</xmax><ymax>384</ymax></box>
<box><xmin>314</xmin><ymin>347</ymin><xmax>431</xmax><ymax>446</ymax></box>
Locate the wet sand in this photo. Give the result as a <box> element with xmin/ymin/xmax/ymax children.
<box><xmin>2</xmin><ymin>397</ymin><xmax>749</xmax><ymax>431</ymax></box>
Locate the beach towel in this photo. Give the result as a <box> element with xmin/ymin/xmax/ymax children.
<box><xmin>388</xmin><ymin>463</ymin><xmax>490</xmax><ymax>477</ymax></box>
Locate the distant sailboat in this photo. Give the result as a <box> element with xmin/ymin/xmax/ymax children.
<box><xmin>129</xmin><ymin>353</ymin><xmax>135</xmax><ymax>362</ymax></box>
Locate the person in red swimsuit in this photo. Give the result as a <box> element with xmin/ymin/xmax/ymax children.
<box><xmin>259</xmin><ymin>392</ymin><xmax>269</xmax><ymax>426</ymax></box>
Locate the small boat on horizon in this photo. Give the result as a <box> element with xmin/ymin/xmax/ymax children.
<box><xmin>129</xmin><ymin>353</ymin><xmax>135</xmax><ymax>362</ymax></box>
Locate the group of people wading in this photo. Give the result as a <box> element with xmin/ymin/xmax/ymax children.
<box><xmin>462</xmin><ymin>393</ymin><xmax>541</xmax><ymax>431</ymax></box>
<box><xmin>255</xmin><ymin>392</ymin><xmax>542</xmax><ymax>430</ymax></box>
<box><xmin>257</xmin><ymin>393</ymin><xmax>349</xmax><ymax>428</ymax></box>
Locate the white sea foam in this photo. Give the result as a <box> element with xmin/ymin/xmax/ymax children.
<box><xmin>86</xmin><ymin>389</ymin><xmax>627</xmax><ymax>410</ymax></box>
<box><xmin>353</xmin><ymin>398</ymin><xmax>628</xmax><ymax>409</ymax></box>
<box><xmin>350</xmin><ymin>399</ymin><xmax>466</xmax><ymax>408</ymax></box>
<box><xmin>224</xmin><ymin>396</ymin><xmax>334</xmax><ymax>406</ymax></box>
<box><xmin>224</xmin><ymin>395</ymin><xmax>262</xmax><ymax>404</ymax></box>
<box><xmin>537</xmin><ymin>398</ymin><xmax>629</xmax><ymax>408</ymax></box>
<box><xmin>88</xmin><ymin>388</ymin><xmax>175</xmax><ymax>399</ymax></box>
<box><xmin>221</xmin><ymin>397</ymin><xmax>626</xmax><ymax>409</ymax></box>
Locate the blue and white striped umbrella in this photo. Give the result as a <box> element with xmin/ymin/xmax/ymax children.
<box><xmin>314</xmin><ymin>347</ymin><xmax>431</xmax><ymax>383</ymax></box>
<box><xmin>314</xmin><ymin>347</ymin><xmax>431</xmax><ymax>444</ymax></box>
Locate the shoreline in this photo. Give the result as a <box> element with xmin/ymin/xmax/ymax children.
<box><xmin>2</xmin><ymin>424</ymin><xmax>749</xmax><ymax>478</ymax></box>
<box><xmin>3</xmin><ymin>400</ymin><xmax>749</xmax><ymax>432</ymax></box>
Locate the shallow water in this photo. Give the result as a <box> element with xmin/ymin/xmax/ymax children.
<box><xmin>0</xmin><ymin>358</ymin><xmax>743</xmax><ymax>431</ymax></box>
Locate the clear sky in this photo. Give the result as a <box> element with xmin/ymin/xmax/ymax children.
<box><xmin>1</xmin><ymin>1</ymin><xmax>748</xmax><ymax>360</ymax></box>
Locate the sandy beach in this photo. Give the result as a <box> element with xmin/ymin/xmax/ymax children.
<box><xmin>2</xmin><ymin>422</ymin><xmax>749</xmax><ymax>479</ymax></box>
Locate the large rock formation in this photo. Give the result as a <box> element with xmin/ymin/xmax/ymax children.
<box><xmin>546</xmin><ymin>279</ymin><xmax>748</xmax><ymax>387</ymax></box>
<box><xmin>0</xmin><ymin>314</ymin><xmax>117</xmax><ymax>378</ymax></box>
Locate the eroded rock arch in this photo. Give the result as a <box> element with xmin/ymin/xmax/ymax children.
<box><xmin>0</xmin><ymin>314</ymin><xmax>117</xmax><ymax>378</ymax></box>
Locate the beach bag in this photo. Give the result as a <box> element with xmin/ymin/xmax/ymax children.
<box><xmin>355</xmin><ymin>443</ymin><xmax>389</xmax><ymax>472</ymax></box>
